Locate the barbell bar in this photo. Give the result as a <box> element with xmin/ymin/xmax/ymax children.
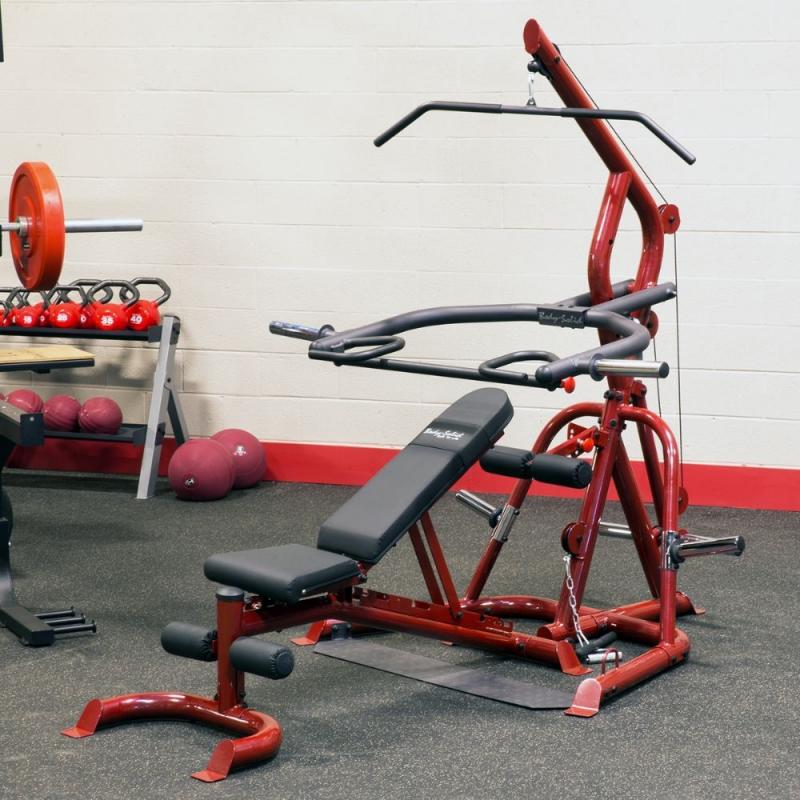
<box><xmin>2</xmin><ymin>162</ymin><xmax>143</xmax><ymax>290</ymax></box>
<box><xmin>1</xmin><ymin>219</ymin><xmax>143</xmax><ymax>235</ymax></box>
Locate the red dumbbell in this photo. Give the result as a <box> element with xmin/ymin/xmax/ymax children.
<box><xmin>121</xmin><ymin>277</ymin><xmax>171</xmax><ymax>331</ymax></box>
<box><xmin>88</xmin><ymin>280</ymin><xmax>140</xmax><ymax>331</ymax></box>
<box><xmin>49</xmin><ymin>285</ymin><xmax>89</xmax><ymax>329</ymax></box>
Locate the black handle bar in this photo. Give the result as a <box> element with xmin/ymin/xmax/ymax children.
<box><xmin>478</xmin><ymin>350</ymin><xmax>558</xmax><ymax>385</ymax></box>
<box><xmin>374</xmin><ymin>101</ymin><xmax>695</xmax><ymax>165</ymax></box>
<box><xmin>310</xmin><ymin>336</ymin><xmax>406</xmax><ymax>364</ymax></box>
<box><xmin>271</xmin><ymin>282</ymin><xmax>677</xmax><ymax>389</ymax></box>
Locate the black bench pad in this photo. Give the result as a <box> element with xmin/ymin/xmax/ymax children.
<box><xmin>317</xmin><ymin>388</ymin><xmax>513</xmax><ymax>564</ymax></box>
<box><xmin>204</xmin><ymin>544</ymin><xmax>361</xmax><ymax>603</ymax></box>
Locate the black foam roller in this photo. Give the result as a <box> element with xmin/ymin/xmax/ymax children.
<box><xmin>229</xmin><ymin>637</ymin><xmax>295</xmax><ymax>680</ymax></box>
<box><xmin>530</xmin><ymin>454</ymin><xmax>592</xmax><ymax>488</ymax></box>
<box><xmin>480</xmin><ymin>446</ymin><xmax>535</xmax><ymax>479</ymax></box>
<box><xmin>161</xmin><ymin>622</ymin><xmax>217</xmax><ymax>661</ymax></box>
<box><xmin>481</xmin><ymin>447</ymin><xmax>592</xmax><ymax>488</ymax></box>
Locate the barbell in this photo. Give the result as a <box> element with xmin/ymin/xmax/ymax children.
<box><xmin>0</xmin><ymin>162</ymin><xmax>143</xmax><ymax>290</ymax></box>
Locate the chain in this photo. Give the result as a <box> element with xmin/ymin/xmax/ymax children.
<box><xmin>563</xmin><ymin>555</ymin><xmax>589</xmax><ymax>647</ymax></box>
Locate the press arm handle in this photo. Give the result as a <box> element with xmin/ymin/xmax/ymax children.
<box><xmin>270</xmin><ymin>320</ymin><xmax>335</xmax><ymax>342</ymax></box>
<box><xmin>309</xmin><ymin>335</ymin><xmax>406</xmax><ymax>363</ymax></box>
<box><xmin>591</xmin><ymin>359</ymin><xmax>669</xmax><ymax>379</ymax></box>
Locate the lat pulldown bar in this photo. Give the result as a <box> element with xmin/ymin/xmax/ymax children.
<box><xmin>374</xmin><ymin>101</ymin><xmax>696</xmax><ymax>165</ymax></box>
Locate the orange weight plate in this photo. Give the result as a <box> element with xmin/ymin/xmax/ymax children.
<box><xmin>8</xmin><ymin>162</ymin><xmax>65</xmax><ymax>289</ymax></box>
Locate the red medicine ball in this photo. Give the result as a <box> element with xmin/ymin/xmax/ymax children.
<box><xmin>44</xmin><ymin>395</ymin><xmax>81</xmax><ymax>431</ymax></box>
<box><xmin>210</xmin><ymin>428</ymin><xmax>266</xmax><ymax>489</ymax></box>
<box><xmin>168</xmin><ymin>439</ymin><xmax>236</xmax><ymax>501</ymax></box>
<box><xmin>6</xmin><ymin>389</ymin><xmax>44</xmax><ymax>414</ymax></box>
<box><xmin>79</xmin><ymin>397</ymin><xmax>123</xmax><ymax>435</ymax></box>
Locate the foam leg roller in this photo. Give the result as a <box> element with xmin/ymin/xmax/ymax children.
<box><xmin>229</xmin><ymin>638</ymin><xmax>294</xmax><ymax>680</ymax></box>
<box><xmin>161</xmin><ymin>622</ymin><xmax>217</xmax><ymax>662</ymax></box>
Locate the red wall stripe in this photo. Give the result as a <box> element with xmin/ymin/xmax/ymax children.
<box><xmin>8</xmin><ymin>438</ymin><xmax>799</xmax><ymax>512</ymax></box>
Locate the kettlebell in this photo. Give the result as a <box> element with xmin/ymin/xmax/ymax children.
<box><xmin>88</xmin><ymin>280</ymin><xmax>140</xmax><ymax>331</ymax></box>
<box><xmin>49</xmin><ymin>285</ymin><xmax>89</xmax><ymax>329</ymax></box>
<box><xmin>0</xmin><ymin>289</ymin><xmax>16</xmax><ymax>327</ymax></box>
<box><xmin>120</xmin><ymin>277</ymin><xmax>171</xmax><ymax>331</ymax></box>
<box><xmin>15</xmin><ymin>290</ymin><xmax>50</xmax><ymax>328</ymax></box>
<box><xmin>70</xmin><ymin>279</ymin><xmax>113</xmax><ymax>329</ymax></box>
<box><xmin>4</xmin><ymin>288</ymin><xmax>25</xmax><ymax>326</ymax></box>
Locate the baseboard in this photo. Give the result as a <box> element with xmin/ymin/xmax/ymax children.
<box><xmin>8</xmin><ymin>438</ymin><xmax>799</xmax><ymax>512</ymax></box>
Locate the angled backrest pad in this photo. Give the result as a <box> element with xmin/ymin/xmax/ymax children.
<box><xmin>317</xmin><ymin>388</ymin><xmax>513</xmax><ymax>563</ymax></box>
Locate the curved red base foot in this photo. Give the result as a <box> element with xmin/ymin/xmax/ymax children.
<box><xmin>62</xmin><ymin>692</ymin><xmax>282</xmax><ymax>782</ymax></box>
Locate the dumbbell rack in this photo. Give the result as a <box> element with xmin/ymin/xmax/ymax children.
<box><xmin>0</xmin><ymin>314</ymin><xmax>188</xmax><ymax>499</ymax></box>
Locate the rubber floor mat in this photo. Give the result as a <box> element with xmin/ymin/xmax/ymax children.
<box><xmin>314</xmin><ymin>638</ymin><xmax>573</xmax><ymax>709</ymax></box>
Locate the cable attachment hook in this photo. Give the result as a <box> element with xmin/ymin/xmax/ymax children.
<box><xmin>526</xmin><ymin>52</ymin><xmax>554</xmax><ymax>106</ymax></box>
<box><xmin>526</xmin><ymin>53</ymin><xmax>552</xmax><ymax>107</ymax></box>
<box><xmin>526</xmin><ymin>64</ymin><xmax>537</xmax><ymax>106</ymax></box>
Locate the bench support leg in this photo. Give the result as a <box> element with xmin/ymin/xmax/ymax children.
<box><xmin>62</xmin><ymin>587</ymin><xmax>283</xmax><ymax>782</ymax></box>
<box><xmin>62</xmin><ymin>692</ymin><xmax>282</xmax><ymax>782</ymax></box>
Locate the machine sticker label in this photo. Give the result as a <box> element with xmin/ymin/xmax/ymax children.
<box><xmin>538</xmin><ymin>306</ymin><xmax>586</xmax><ymax>328</ymax></box>
<box><xmin>423</xmin><ymin>427</ymin><xmax>465</xmax><ymax>441</ymax></box>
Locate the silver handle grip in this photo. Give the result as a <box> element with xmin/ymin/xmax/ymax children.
<box><xmin>591</xmin><ymin>358</ymin><xmax>669</xmax><ymax>379</ymax></box>
<box><xmin>455</xmin><ymin>490</ymin><xmax>498</xmax><ymax>521</ymax></box>
<box><xmin>598</xmin><ymin>520</ymin><xmax>632</xmax><ymax>540</ymax></box>
<box><xmin>586</xmin><ymin>651</ymin><xmax>624</xmax><ymax>664</ymax></box>
<box><xmin>671</xmin><ymin>535</ymin><xmax>745</xmax><ymax>563</ymax></box>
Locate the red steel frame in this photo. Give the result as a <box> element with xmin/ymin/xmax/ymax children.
<box><xmin>64</xmin><ymin>19</ymin><xmax>702</xmax><ymax>781</ymax></box>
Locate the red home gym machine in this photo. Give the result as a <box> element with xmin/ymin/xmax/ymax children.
<box><xmin>65</xmin><ymin>19</ymin><xmax>745</xmax><ymax>782</ymax></box>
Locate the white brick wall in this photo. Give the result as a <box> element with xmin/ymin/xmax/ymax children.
<box><xmin>0</xmin><ymin>1</ymin><xmax>798</xmax><ymax>469</ymax></box>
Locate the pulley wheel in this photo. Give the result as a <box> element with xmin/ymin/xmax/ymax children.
<box><xmin>8</xmin><ymin>162</ymin><xmax>65</xmax><ymax>289</ymax></box>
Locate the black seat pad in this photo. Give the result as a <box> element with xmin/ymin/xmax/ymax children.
<box><xmin>317</xmin><ymin>388</ymin><xmax>513</xmax><ymax>564</ymax></box>
<box><xmin>204</xmin><ymin>543</ymin><xmax>361</xmax><ymax>603</ymax></box>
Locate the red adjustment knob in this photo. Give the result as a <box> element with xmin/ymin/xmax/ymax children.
<box><xmin>561</xmin><ymin>377</ymin><xmax>576</xmax><ymax>393</ymax></box>
<box><xmin>580</xmin><ymin>438</ymin><xmax>595</xmax><ymax>453</ymax></box>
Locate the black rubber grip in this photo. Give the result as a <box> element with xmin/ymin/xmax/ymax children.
<box><xmin>229</xmin><ymin>637</ymin><xmax>295</xmax><ymax>680</ymax></box>
<box><xmin>161</xmin><ymin>622</ymin><xmax>217</xmax><ymax>662</ymax></box>
<box><xmin>480</xmin><ymin>447</ymin><xmax>592</xmax><ymax>489</ymax></box>
<box><xmin>574</xmin><ymin>631</ymin><xmax>618</xmax><ymax>660</ymax></box>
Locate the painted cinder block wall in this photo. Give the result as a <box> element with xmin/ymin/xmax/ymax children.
<box><xmin>0</xmin><ymin>1</ymin><xmax>798</xmax><ymax>472</ymax></box>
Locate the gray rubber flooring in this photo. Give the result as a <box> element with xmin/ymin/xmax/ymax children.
<box><xmin>0</xmin><ymin>472</ymin><xmax>797</xmax><ymax>800</ymax></box>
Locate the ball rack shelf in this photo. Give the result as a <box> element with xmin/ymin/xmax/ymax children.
<box><xmin>0</xmin><ymin>314</ymin><xmax>188</xmax><ymax>498</ymax></box>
